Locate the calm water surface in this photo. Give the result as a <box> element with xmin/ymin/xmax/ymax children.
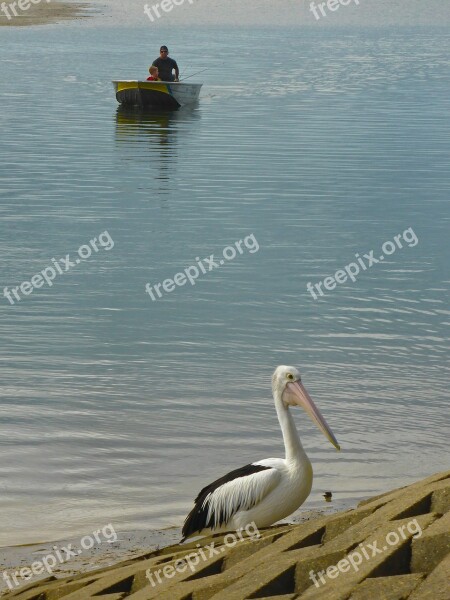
<box><xmin>0</xmin><ymin>25</ymin><xmax>449</xmax><ymax>546</ymax></box>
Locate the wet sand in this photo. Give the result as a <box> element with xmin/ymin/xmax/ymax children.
<box><xmin>0</xmin><ymin>0</ymin><xmax>94</xmax><ymax>27</ymax></box>
<box><xmin>0</xmin><ymin>528</ymin><xmax>181</xmax><ymax>594</ymax></box>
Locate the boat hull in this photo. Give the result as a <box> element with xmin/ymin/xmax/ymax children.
<box><xmin>113</xmin><ymin>81</ymin><xmax>202</xmax><ymax>110</ymax></box>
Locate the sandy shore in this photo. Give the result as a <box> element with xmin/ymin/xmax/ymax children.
<box><xmin>1</xmin><ymin>470</ymin><xmax>448</xmax><ymax>598</ymax></box>
<box><xmin>0</xmin><ymin>0</ymin><xmax>94</xmax><ymax>27</ymax></box>
<box><xmin>0</xmin><ymin>505</ymin><xmax>343</xmax><ymax>594</ymax></box>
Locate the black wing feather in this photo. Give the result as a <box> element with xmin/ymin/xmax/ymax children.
<box><xmin>181</xmin><ymin>463</ymin><xmax>271</xmax><ymax>540</ymax></box>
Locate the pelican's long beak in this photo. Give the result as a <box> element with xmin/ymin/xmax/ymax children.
<box><xmin>286</xmin><ymin>381</ymin><xmax>340</xmax><ymax>450</ymax></box>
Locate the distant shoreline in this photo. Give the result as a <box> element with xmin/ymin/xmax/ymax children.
<box><xmin>0</xmin><ymin>0</ymin><xmax>94</xmax><ymax>27</ymax></box>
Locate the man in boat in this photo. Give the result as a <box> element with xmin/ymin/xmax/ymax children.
<box><xmin>152</xmin><ymin>46</ymin><xmax>179</xmax><ymax>82</ymax></box>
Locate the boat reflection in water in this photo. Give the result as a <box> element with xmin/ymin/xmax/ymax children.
<box><xmin>114</xmin><ymin>105</ymin><xmax>201</xmax><ymax>185</ymax></box>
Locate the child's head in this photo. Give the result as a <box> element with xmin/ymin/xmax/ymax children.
<box><xmin>149</xmin><ymin>66</ymin><xmax>158</xmax><ymax>77</ymax></box>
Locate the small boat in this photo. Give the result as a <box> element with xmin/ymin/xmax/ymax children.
<box><xmin>112</xmin><ymin>80</ymin><xmax>202</xmax><ymax>110</ymax></box>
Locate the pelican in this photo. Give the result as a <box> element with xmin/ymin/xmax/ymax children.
<box><xmin>181</xmin><ymin>365</ymin><xmax>340</xmax><ymax>541</ymax></box>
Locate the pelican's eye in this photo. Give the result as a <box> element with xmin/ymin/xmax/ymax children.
<box><xmin>287</xmin><ymin>373</ymin><xmax>294</xmax><ymax>380</ymax></box>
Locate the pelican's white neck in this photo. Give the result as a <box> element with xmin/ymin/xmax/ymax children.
<box><xmin>274</xmin><ymin>391</ymin><xmax>309</xmax><ymax>464</ymax></box>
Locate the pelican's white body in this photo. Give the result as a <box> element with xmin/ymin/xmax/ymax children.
<box><xmin>182</xmin><ymin>366</ymin><xmax>339</xmax><ymax>540</ymax></box>
<box><xmin>194</xmin><ymin>395</ymin><xmax>315</xmax><ymax>535</ymax></box>
<box><xmin>229</xmin><ymin>457</ymin><xmax>313</xmax><ymax>531</ymax></box>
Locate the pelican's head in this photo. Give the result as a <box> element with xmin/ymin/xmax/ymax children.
<box><xmin>272</xmin><ymin>365</ymin><xmax>340</xmax><ymax>451</ymax></box>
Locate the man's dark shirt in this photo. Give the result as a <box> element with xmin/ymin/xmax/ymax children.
<box><xmin>152</xmin><ymin>57</ymin><xmax>178</xmax><ymax>81</ymax></box>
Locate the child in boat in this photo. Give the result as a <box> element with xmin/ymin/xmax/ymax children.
<box><xmin>147</xmin><ymin>66</ymin><xmax>160</xmax><ymax>81</ymax></box>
